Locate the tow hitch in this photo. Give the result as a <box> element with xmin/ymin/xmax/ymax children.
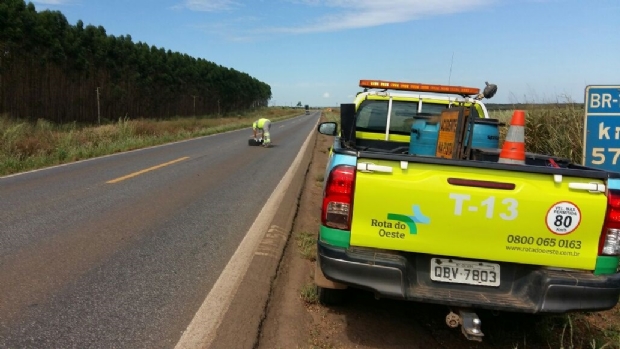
<box><xmin>445</xmin><ymin>308</ymin><xmax>484</xmax><ymax>341</ymax></box>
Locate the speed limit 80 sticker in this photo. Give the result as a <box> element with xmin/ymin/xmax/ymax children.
<box><xmin>546</xmin><ymin>201</ymin><xmax>582</xmax><ymax>235</ymax></box>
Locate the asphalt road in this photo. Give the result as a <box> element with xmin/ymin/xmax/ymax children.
<box><xmin>0</xmin><ymin>112</ymin><xmax>320</xmax><ymax>348</ymax></box>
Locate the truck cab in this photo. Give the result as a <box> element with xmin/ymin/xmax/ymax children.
<box><xmin>315</xmin><ymin>79</ymin><xmax>620</xmax><ymax>341</ymax></box>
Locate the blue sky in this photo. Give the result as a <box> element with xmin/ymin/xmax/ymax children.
<box><xmin>32</xmin><ymin>0</ymin><xmax>620</xmax><ymax>107</ymax></box>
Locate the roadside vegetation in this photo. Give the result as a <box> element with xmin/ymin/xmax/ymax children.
<box><xmin>3</xmin><ymin>0</ymin><xmax>271</xmax><ymax>124</ymax></box>
<box><xmin>490</xmin><ymin>98</ymin><xmax>584</xmax><ymax>164</ymax></box>
<box><xmin>295</xmin><ymin>231</ymin><xmax>317</xmax><ymax>262</ymax></box>
<box><xmin>0</xmin><ymin>107</ymin><xmax>300</xmax><ymax>176</ymax></box>
<box><xmin>300</xmin><ymin>283</ymin><xmax>319</xmax><ymax>305</ymax></box>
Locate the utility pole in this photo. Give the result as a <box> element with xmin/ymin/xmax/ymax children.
<box><xmin>96</xmin><ymin>87</ymin><xmax>101</xmax><ymax>124</ymax></box>
<box><xmin>192</xmin><ymin>95</ymin><xmax>197</xmax><ymax>116</ymax></box>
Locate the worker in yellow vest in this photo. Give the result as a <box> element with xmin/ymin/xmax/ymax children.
<box><xmin>252</xmin><ymin>118</ymin><xmax>271</xmax><ymax>147</ymax></box>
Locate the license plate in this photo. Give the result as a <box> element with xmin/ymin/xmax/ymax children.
<box><xmin>430</xmin><ymin>258</ymin><xmax>500</xmax><ymax>287</ymax></box>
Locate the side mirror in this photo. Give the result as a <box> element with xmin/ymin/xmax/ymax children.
<box><xmin>317</xmin><ymin>122</ymin><xmax>338</xmax><ymax>136</ymax></box>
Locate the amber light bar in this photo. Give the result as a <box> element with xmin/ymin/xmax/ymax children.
<box><xmin>360</xmin><ymin>79</ymin><xmax>480</xmax><ymax>96</ymax></box>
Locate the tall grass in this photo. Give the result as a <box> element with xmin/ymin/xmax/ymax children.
<box><xmin>0</xmin><ymin>108</ymin><xmax>300</xmax><ymax>176</ymax></box>
<box><xmin>490</xmin><ymin>100</ymin><xmax>584</xmax><ymax>164</ymax></box>
<box><xmin>323</xmin><ymin>109</ymin><xmax>340</xmax><ymax>124</ymax></box>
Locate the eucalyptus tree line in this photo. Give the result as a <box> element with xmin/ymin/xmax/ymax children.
<box><xmin>0</xmin><ymin>0</ymin><xmax>272</xmax><ymax>123</ymax></box>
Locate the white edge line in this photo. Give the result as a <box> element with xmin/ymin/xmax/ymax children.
<box><xmin>0</xmin><ymin>115</ymin><xmax>308</xmax><ymax>180</ymax></box>
<box><xmin>173</xmin><ymin>116</ymin><xmax>319</xmax><ymax>349</ymax></box>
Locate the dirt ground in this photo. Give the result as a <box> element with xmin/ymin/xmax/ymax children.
<box><xmin>256</xmin><ymin>113</ymin><xmax>620</xmax><ymax>349</ymax></box>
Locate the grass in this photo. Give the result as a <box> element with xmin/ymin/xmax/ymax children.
<box><xmin>314</xmin><ymin>173</ymin><xmax>325</xmax><ymax>188</ymax></box>
<box><xmin>323</xmin><ymin>109</ymin><xmax>340</xmax><ymax>125</ymax></box>
<box><xmin>296</xmin><ymin>231</ymin><xmax>317</xmax><ymax>262</ymax></box>
<box><xmin>0</xmin><ymin>107</ymin><xmax>302</xmax><ymax>176</ymax></box>
<box><xmin>489</xmin><ymin>312</ymin><xmax>620</xmax><ymax>349</ymax></box>
<box><xmin>568</xmin><ymin>312</ymin><xmax>620</xmax><ymax>349</ymax></box>
<box><xmin>489</xmin><ymin>98</ymin><xmax>584</xmax><ymax>164</ymax></box>
<box><xmin>300</xmin><ymin>282</ymin><xmax>319</xmax><ymax>305</ymax></box>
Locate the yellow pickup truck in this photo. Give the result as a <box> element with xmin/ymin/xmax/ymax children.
<box><xmin>315</xmin><ymin>79</ymin><xmax>620</xmax><ymax>341</ymax></box>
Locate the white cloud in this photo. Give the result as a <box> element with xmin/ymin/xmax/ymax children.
<box><xmin>323</xmin><ymin>92</ymin><xmax>330</xmax><ymax>98</ymax></box>
<box><xmin>194</xmin><ymin>0</ymin><xmax>495</xmax><ymax>41</ymax></box>
<box><xmin>269</xmin><ymin>0</ymin><xmax>494</xmax><ymax>34</ymax></box>
<box><xmin>181</xmin><ymin>0</ymin><xmax>240</xmax><ymax>12</ymax></box>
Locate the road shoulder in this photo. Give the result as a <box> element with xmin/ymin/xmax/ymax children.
<box><xmin>206</xmin><ymin>118</ymin><xmax>319</xmax><ymax>349</ymax></box>
<box><xmin>256</xmin><ymin>118</ymin><xmax>333</xmax><ymax>349</ymax></box>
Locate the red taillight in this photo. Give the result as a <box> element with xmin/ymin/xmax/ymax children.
<box><xmin>599</xmin><ymin>190</ymin><xmax>620</xmax><ymax>255</ymax></box>
<box><xmin>322</xmin><ymin>165</ymin><xmax>356</xmax><ymax>230</ymax></box>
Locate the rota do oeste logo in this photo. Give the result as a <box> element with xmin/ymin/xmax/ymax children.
<box><xmin>372</xmin><ymin>205</ymin><xmax>430</xmax><ymax>239</ymax></box>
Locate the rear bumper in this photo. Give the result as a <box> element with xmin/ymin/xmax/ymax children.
<box><xmin>318</xmin><ymin>240</ymin><xmax>620</xmax><ymax>313</ymax></box>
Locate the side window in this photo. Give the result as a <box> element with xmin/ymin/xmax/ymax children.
<box><xmin>389</xmin><ymin>101</ymin><xmax>449</xmax><ymax>135</ymax></box>
<box><xmin>355</xmin><ymin>100</ymin><xmax>450</xmax><ymax>135</ymax></box>
<box><xmin>355</xmin><ymin>105</ymin><xmax>372</xmax><ymax>129</ymax></box>
<box><xmin>356</xmin><ymin>101</ymin><xmax>388</xmax><ymax>132</ymax></box>
<box><xmin>389</xmin><ymin>102</ymin><xmax>417</xmax><ymax>134</ymax></box>
<box><xmin>420</xmin><ymin>102</ymin><xmax>449</xmax><ymax>115</ymax></box>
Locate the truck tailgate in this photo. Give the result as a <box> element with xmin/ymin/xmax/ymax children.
<box><xmin>350</xmin><ymin>159</ymin><xmax>607</xmax><ymax>270</ymax></box>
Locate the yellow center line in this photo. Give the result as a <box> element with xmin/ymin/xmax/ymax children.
<box><xmin>106</xmin><ymin>157</ymin><xmax>190</xmax><ymax>184</ymax></box>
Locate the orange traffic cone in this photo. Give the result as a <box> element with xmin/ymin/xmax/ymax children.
<box><xmin>498</xmin><ymin>110</ymin><xmax>526</xmax><ymax>165</ymax></box>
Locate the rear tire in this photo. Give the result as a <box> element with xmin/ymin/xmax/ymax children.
<box><xmin>317</xmin><ymin>285</ymin><xmax>345</xmax><ymax>306</ymax></box>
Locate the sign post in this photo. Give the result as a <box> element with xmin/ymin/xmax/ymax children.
<box><xmin>583</xmin><ymin>85</ymin><xmax>620</xmax><ymax>173</ymax></box>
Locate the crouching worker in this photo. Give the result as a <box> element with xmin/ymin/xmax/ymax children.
<box><xmin>252</xmin><ymin>118</ymin><xmax>271</xmax><ymax>147</ymax></box>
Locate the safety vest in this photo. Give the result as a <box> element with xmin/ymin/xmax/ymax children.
<box><xmin>253</xmin><ymin>118</ymin><xmax>269</xmax><ymax>129</ymax></box>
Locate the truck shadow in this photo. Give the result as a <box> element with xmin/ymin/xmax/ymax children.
<box><xmin>327</xmin><ymin>288</ymin><xmax>572</xmax><ymax>349</ymax></box>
